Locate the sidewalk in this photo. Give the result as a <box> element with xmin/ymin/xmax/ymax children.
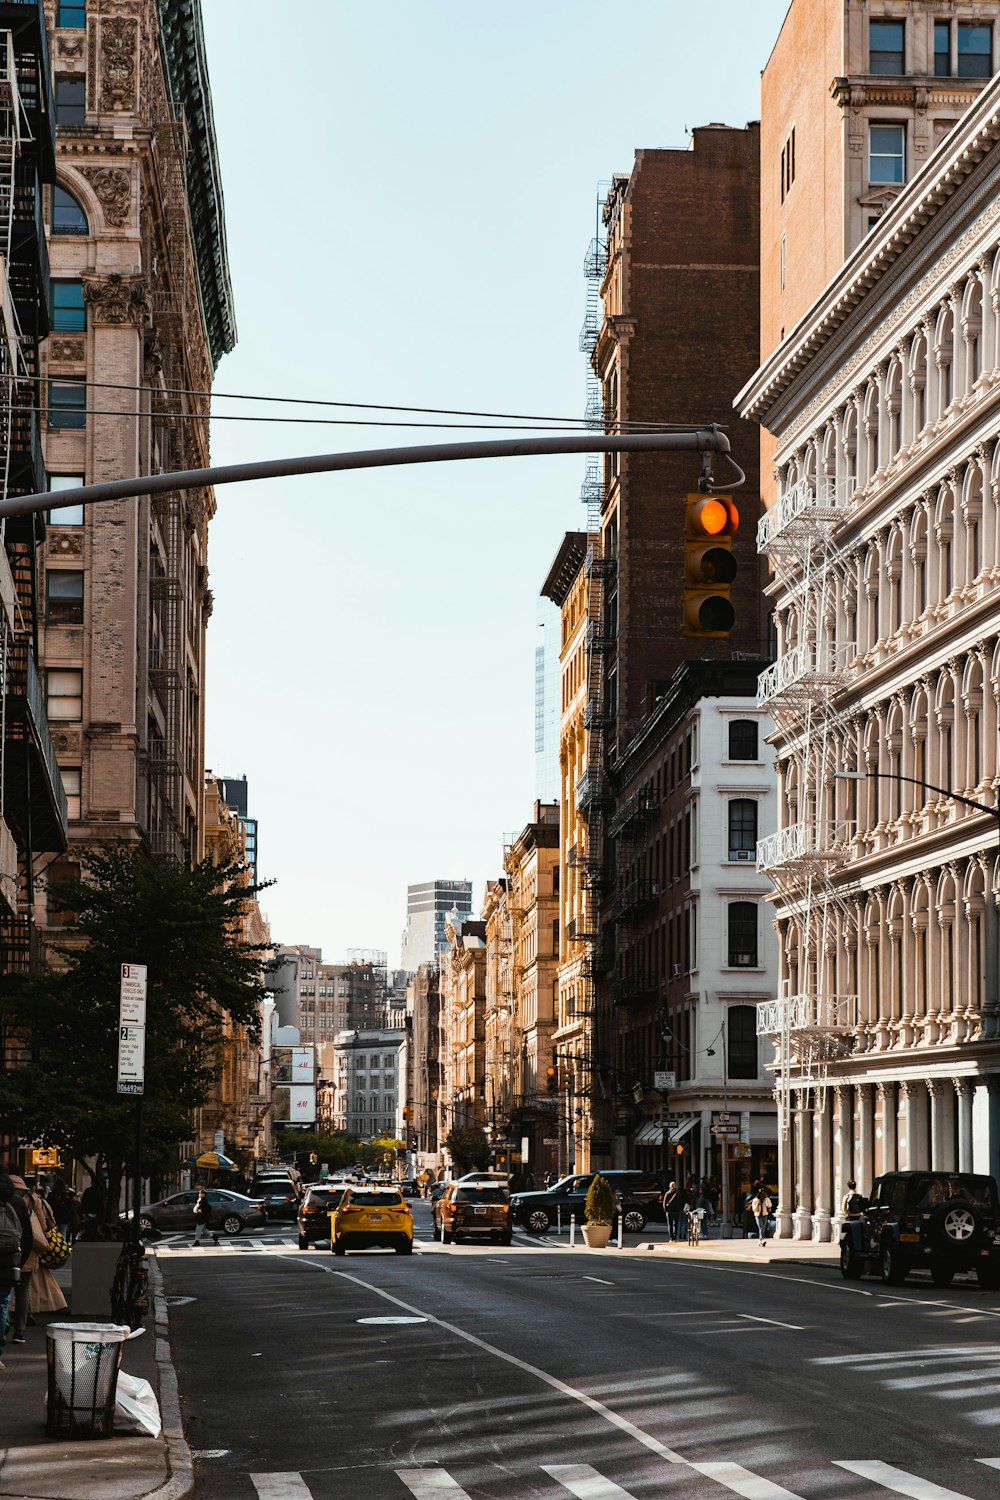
<box><xmin>0</xmin><ymin>1254</ymin><xmax>192</xmax><ymax>1500</ymax></box>
<box><xmin>633</xmin><ymin>1236</ymin><xmax>841</xmax><ymax>1265</ymax></box>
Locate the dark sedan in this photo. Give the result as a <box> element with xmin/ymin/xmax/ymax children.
<box><xmin>296</xmin><ymin>1184</ymin><xmax>349</xmax><ymax>1247</ymax></box>
<box><xmin>253</xmin><ymin>1181</ymin><xmax>301</xmax><ymax>1221</ymax></box>
<box><xmin>127</xmin><ymin>1188</ymin><xmax>267</xmax><ymax>1237</ymax></box>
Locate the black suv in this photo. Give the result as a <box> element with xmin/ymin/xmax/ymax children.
<box><xmin>840</xmin><ymin>1170</ymin><xmax>1000</xmax><ymax>1289</ymax></box>
<box><xmin>510</xmin><ymin>1171</ymin><xmax>663</xmax><ymax>1234</ymax></box>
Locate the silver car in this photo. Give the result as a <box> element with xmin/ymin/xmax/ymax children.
<box><xmin>130</xmin><ymin>1187</ymin><xmax>267</xmax><ymax>1237</ymax></box>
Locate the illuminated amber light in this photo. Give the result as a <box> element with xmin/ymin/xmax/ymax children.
<box><xmin>700</xmin><ymin>498</ymin><xmax>729</xmax><ymax>534</ymax></box>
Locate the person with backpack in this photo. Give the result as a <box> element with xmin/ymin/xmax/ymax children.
<box><xmin>0</xmin><ymin>1173</ymin><xmax>32</xmax><ymax>1367</ymax></box>
<box><xmin>192</xmin><ymin>1186</ymin><xmax>219</xmax><ymax>1247</ymax></box>
<box><xmin>750</xmin><ymin>1186</ymin><xmax>774</xmax><ymax>1243</ymax></box>
<box><xmin>662</xmin><ymin>1181</ymin><xmax>684</xmax><ymax>1240</ymax></box>
<box><xmin>842</xmin><ymin>1179</ymin><xmax>866</xmax><ymax>1217</ymax></box>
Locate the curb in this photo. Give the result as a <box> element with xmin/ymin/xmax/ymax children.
<box><xmin>142</xmin><ymin>1256</ymin><xmax>194</xmax><ymax>1500</ymax></box>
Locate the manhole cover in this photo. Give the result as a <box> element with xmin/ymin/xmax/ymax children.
<box><xmin>356</xmin><ymin>1315</ymin><xmax>427</xmax><ymax>1325</ymax></box>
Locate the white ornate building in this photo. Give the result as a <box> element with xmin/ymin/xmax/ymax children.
<box><xmin>739</xmin><ymin>71</ymin><xmax>1000</xmax><ymax>1239</ymax></box>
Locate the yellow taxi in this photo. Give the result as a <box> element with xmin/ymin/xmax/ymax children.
<box><xmin>330</xmin><ymin>1186</ymin><xmax>413</xmax><ymax>1256</ymax></box>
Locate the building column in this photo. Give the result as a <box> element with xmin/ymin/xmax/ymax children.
<box><xmin>833</xmin><ymin>1084</ymin><xmax>852</xmax><ymax>1236</ymax></box>
<box><xmin>776</xmin><ymin>1095</ymin><xmax>794</xmax><ymax>1240</ymax></box>
<box><xmin>876</xmin><ymin>1081</ymin><xmax>897</xmax><ymax>1175</ymax></box>
<box><xmin>928</xmin><ymin>1078</ymin><xmax>947</xmax><ymax>1166</ymax></box>
<box><xmin>857</xmin><ymin>1082</ymin><xmax>875</xmax><ymax>1195</ymax></box>
<box><xmin>793</xmin><ymin>1091</ymin><xmax>814</xmax><ymax>1241</ymax></box>
<box><xmin>956</xmin><ymin>1078</ymin><xmax>974</xmax><ymax>1172</ymax></box>
<box><xmin>813</xmin><ymin>1091</ymin><xmax>833</xmax><ymax>1242</ymax></box>
<box><xmin>897</xmin><ymin>1080</ymin><xmax>914</xmax><ymax>1169</ymax></box>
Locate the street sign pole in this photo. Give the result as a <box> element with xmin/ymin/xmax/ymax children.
<box><xmin>118</xmin><ymin>963</ymin><xmax>147</xmax><ymax>1253</ymax></box>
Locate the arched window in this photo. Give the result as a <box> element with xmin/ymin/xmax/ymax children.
<box><xmin>52</xmin><ymin>184</ymin><xmax>88</xmax><ymax>236</ymax></box>
<box><xmin>728</xmin><ymin>719</ymin><xmax>758</xmax><ymax>761</ymax></box>
<box><xmin>727</xmin><ymin>1006</ymin><xmax>758</xmax><ymax>1079</ymax></box>
<box><xmin>727</xmin><ymin>902</ymin><xmax>758</xmax><ymax>967</ymax></box>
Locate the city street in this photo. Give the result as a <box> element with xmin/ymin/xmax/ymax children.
<box><xmin>157</xmin><ymin>1203</ymin><xmax>1000</xmax><ymax>1500</ymax></box>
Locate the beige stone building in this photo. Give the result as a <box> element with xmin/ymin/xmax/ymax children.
<box><xmin>38</xmin><ymin>0</ymin><xmax>234</xmax><ymax>929</ymax></box>
<box><xmin>438</xmin><ymin>919</ymin><xmax>486</xmax><ymax>1154</ymax></box>
<box><xmin>195</xmin><ymin>775</ymin><xmax>272</xmax><ymax>1164</ymax></box>
<box><xmin>760</xmin><ymin>0</ymin><xmax>998</xmax><ymax>502</ymax></box>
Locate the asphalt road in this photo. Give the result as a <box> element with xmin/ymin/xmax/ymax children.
<box><xmin>158</xmin><ymin>1201</ymin><xmax>1000</xmax><ymax>1500</ymax></box>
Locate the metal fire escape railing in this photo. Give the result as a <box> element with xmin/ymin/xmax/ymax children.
<box><xmin>755</xmin><ymin>474</ymin><xmax>860</xmax><ymax>1133</ymax></box>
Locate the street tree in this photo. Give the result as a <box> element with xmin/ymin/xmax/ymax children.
<box><xmin>443</xmin><ymin>1124</ymin><xmax>490</xmax><ymax>1172</ymax></box>
<box><xmin>0</xmin><ymin>844</ymin><xmax>270</xmax><ymax>1210</ymax></box>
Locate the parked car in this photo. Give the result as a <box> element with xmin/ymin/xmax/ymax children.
<box><xmin>429</xmin><ymin>1181</ymin><xmax>452</xmax><ymax>1204</ymax></box>
<box><xmin>330</xmin><ymin>1187</ymin><xmax>413</xmax><ymax>1255</ymax></box>
<box><xmin>128</xmin><ymin>1188</ymin><xmax>267</xmax><ymax>1237</ymax></box>
<box><xmin>509</xmin><ymin>1171</ymin><xmax>661</xmax><ymax>1234</ymax></box>
<box><xmin>434</xmin><ymin>1183</ymin><xmax>512</xmax><ymax>1245</ymax></box>
<box><xmin>840</xmin><ymin>1170</ymin><xmax>1000</xmax><ymax>1288</ymax></box>
<box><xmin>296</xmin><ymin>1184</ymin><xmax>349</xmax><ymax>1248</ymax></box>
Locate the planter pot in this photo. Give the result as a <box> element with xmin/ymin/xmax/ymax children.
<box><xmin>582</xmin><ymin>1223</ymin><xmax>612</xmax><ymax>1249</ymax></box>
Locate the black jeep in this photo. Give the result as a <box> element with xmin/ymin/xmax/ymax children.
<box><xmin>840</xmin><ymin>1170</ymin><xmax>1000</xmax><ymax>1289</ymax></box>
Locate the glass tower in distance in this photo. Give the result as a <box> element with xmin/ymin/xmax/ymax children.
<box><xmin>401</xmin><ymin>880</ymin><xmax>473</xmax><ymax>970</ymax></box>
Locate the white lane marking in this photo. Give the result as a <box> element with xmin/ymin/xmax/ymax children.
<box><xmin>250</xmin><ymin>1475</ymin><xmax>314</xmax><ymax>1500</ymax></box>
<box><xmin>834</xmin><ymin>1462</ymin><xmax>974</xmax><ymax>1497</ymax></box>
<box><xmin>396</xmin><ymin>1470</ymin><xmax>473</xmax><ymax>1497</ymax></box>
<box><xmin>582</xmin><ymin>1276</ymin><xmax>615</xmax><ymax>1286</ymax></box>
<box><xmin>885</xmin><ymin>1367</ymin><xmax>1000</xmax><ymax>1390</ymax></box>
<box><xmin>737</xmin><ymin>1314</ymin><xmax>804</xmax><ymax>1331</ymax></box>
<box><xmin>543</xmin><ymin>1463</ymin><xmax>635</xmax><ymax>1496</ymax></box>
<box><xmin>978</xmin><ymin>1459</ymin><xmax>1000</xmax><ymax>1469</ymax></box>
<box><xmin>689</xmin><ymin>1461</ymin><xmax>805</xmax><ymax>1498</ymax></box>
<box><xmin>285</xmin><ymin>1257</ymin><xmax>684</xmax><ymax>1463</ymax></box>
<box><xmin>815</xmin><ymin>1345</ymin><xmax>998</xmax><ymax>1365</ymax></box>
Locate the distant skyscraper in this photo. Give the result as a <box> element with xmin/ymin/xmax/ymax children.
<box><xmin>535</xmin><ymin>599</ymin><xmax>560</xmax><ymax>804</ymax></box>
<box><xmin>400</xmin><ymin>880</ymin><xmax>473</xmax><ymax>970</ymax></box>
<box><xmin>219</xmin><ymin>774</ymin><xmax>258</xmax><ymax>886</ymax></box>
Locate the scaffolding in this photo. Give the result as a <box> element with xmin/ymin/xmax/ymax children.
<box><xmin>755</xmin><ymin>475</ymin><xmax>861</xmax><ymax>1134</ymax></box>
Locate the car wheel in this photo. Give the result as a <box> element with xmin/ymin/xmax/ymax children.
<box><xmin>977</xmin><ymin>1266</ymin><xmax>1000</xmax><ymax>1291</ymax></box>
<box><xmin>333</xmin><ymin>1241</ymin><xmax>346</xmax><ymax>1256</ymax></box>
<box><xmin>527</xmin><ymin>1209</ymin><xmax>551</xmax><ymax>1234</ymax></box>
<box><xmin>930</xmin><ymin>1263</ymin><xmax>954</xmax><ymax>1287</ymax></box>
<box><xmin>222</xmin><ymin>1215</ymin><xmax>244</xmax><ymax>1236</ymax></box>
<box><xmin>395</xmin><ymin>1240</ymin><xmax>413</xmax><ymax>1255</ymax></box>
<box><xmin>881</xmin><ymin>1239</ymin><xmax>907</xmax><ymax>1285</ymax></box>
<box><xmin>623</xmin><ymin>1209</ymin><xmax>646</xmax><ymax>1233</ymax></box>
<box><xmin>840</xmin><ymin>1239</ymin><xmax>864</xmax><ymax>1280</ymax></box>
<box><xmin>933</xmin><ymin>1200</ymin><xmax>984</xmax><ymax>1250</ymax></box>
<box><xmin>297</xmin><ymin>1234</ymin><xmax>309</xmax><ymax>1250</ymax></box>
<box><xmin>138</xmin><ymin>1216</ymin><xmax>156</xmax><ymax>1236</ymax></box>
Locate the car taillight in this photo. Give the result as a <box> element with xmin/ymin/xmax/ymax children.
<box><xmin>900</xmin><ymin>1215</ymin><xmax>917</xmax><ymax>1232</ymax></box>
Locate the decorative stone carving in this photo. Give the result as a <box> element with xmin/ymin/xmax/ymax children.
<box><xmin>53</xmin><ymin>730</ymin><xmax>82</xmax><ymax>755</ymax></box>
<box><xmin>57</xmin><ymin>35</ymin><xmax>84</xmax><ymax>59</ymax></box>
<box><xmin>78</xmin><ymin>166</ymin><xmax>130</xmax><ymax>228</ymax></box>
<box><xmin>50</xmin><ymin>533</ymin><xmax>83</xmax><ymax>557</ymax></box>
<box><xmin>48</xmin><ymin>337</ymin><xmax>85</xmax><ymax>364</ymax></box>
<box><xmin>82</xmin><ymin>273</ymin><xmax>149</xmax><ymax>327</ymax></box>
<box><xmin>99</xmin><ymin>17</ymin><xmax>138</xmax><ymax>113</ymax></box>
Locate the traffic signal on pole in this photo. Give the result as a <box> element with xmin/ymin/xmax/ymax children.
<box><xmin>683</xmin><ymin>493</ymin><xmax>738</xmax><ymax>638</ymax></box>
<box><xmin>410</xmin><ymin>1134</ymin><xmax>418</xmax><ymax>1151</ymax></box>
<box><xmin>546</xmin><ymin>1054</ymin><xmax>557</xmax><ymax>1093</ymax></box>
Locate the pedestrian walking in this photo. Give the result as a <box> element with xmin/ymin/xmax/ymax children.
<box><xmin>192</xmin><ymin>1187</ymin><xmax>220</xmax><ymax>1247</ymax></box>
<box><xmin>750</xmin><ymin>1186</ymin><xmax>773</xmax><ymax>1244</ymax></box>
<box><xmin>0</xmin><ymin>1173</ymin><xmax>31</xmax><ymax>1368</ymax></box>
<box><xmin>662</xmin><ymin>1180</ymin><xmax>684</xmax><ymax>1241</ymax></box>
<box><xmin>12</xmin><ymin>1184</ymin><xmax>52</xmax><ymax>1342</ymax></box>
<box><xmin>48</xmin><ymin>1178</ymin><xmax>80</xmax><ymax>1245</ymax></box>
<box><xmin>841</xmin><ymin>1179</ymin><xmax>866</xmax><ymax>1217</ymax></box>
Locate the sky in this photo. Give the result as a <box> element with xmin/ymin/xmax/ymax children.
<box><xmin>199</xmin><ymin>0</ymin><xmax>790</xmax><ymax>966</ymax></box>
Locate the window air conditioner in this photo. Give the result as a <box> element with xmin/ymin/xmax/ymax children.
<box><xmin>734</xmin><ymin>850</ymin><xmax>754</xmax><ymax>861</ymax></box>
<box><xmin>672</xmin><ymin>964</ymin><xmax>682</xmax><ymax>978</ymax></box>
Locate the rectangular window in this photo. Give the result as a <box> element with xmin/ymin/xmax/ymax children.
<box><xmin>51</xmin><ymin>280</ymin><xmax>86</xmax><ymax>332</ymax></box>
<box><xmin>728</xmin><ymin>799</ymin><xmax>758</xmax><ymax>861</ymax></box>
<box><xmin>780</xmin><ymin>234</ymin><xmax>786</xmax><ymax>291</ymax></box>
<box><xmin>727</xmin><ymin>903</ymin><xmax>759</xmax><ymax>968</ymax></box>
<box><xmin>60</xmin><ymin>766</ymin><xmax>81</xmax><ymax>820</ymax></box>
<box><xmin>958</xmin><ymin>22</ymin><xmax>992</xmax><ymax>78</ymax></box>
<box><xmin>727</xmin><ymin>1007</ymin><xmax>758</xmax><ymax>1080</ymax></box>
<box><xmin>727</xmin><ymin>719</ymin><xmax>758</xmax><ymax>761</ymax></box>
<box><xmin>54</xmin><ymin>77</ymin><xmax>86</xmax><ymax>126</ymax></box>
<box><xmin>56</xmin><ymin>1</ymin><xmax>86</xmax><ymax>25</ymax></box>
<box><xmin>48</xmin><ymin>380</ymin><xmax>86</xmax><ymax>430</ymax></box>
<box><xmin>869</xmin><ymin>124</ymin><xmax>905</xmax><ymax>185</ymax></box>
<box><xmin>934</xmin><ymin>20</ymin><xmax>950</xmax><ymax>76</ymax></box>
<box><xmin>47</xmin><ymin>474</ymin><xmax>85</xmax><ymax>526</ymax></box>
<box><xmin>869</xmin><ymin>19</ymin><xmax>904</xmax><ymax>74</ymax></box>
<box><xmin>46</xmin><ymin>668</ymin><xmax>82</xmax><ymax>721</ymax></box>
<box><xmin>46</xmin><ymin>569</ymin><xmax>83</xmax><ymax>624</ymax></box>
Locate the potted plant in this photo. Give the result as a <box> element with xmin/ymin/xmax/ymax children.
<box><xmin>582</xmin><ymin>1174</ymin><xmax>616</xmax><ymax>1248</ymax></box>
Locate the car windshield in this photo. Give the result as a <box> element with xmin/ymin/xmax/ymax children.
<box><xmin>348</xmin><ymin>1191</ymin><xmax>403</xmax><ymax>1207</ymax></box>
<box><xmin>914</xmin><ymin>1175</ymin><xmax>999</xmax><ymax>1213</ymax></box>
<box><xmin>306</xmin><ymin>1190</ymin><xmax>343</xmax><ymax>1206</ymax></box>
<box><xmin>454</xmin><ymin>1188</ymin><xmax>507</xmax><ymax>1204</ymax></box>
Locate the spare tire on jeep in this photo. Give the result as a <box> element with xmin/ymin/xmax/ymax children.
<box><xmin>931</xmin><ymin>1199</ymin><xmax>984</xmax><ymax>1250</ymax></box>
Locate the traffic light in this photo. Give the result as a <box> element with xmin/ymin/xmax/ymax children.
<box><xmin>309</xmin><ymin>1153</ymin><xmax>318</xmax><ymax>1165</ymax></box>
<box><xmin>546</xmin><ymin>1053</ymin><xmax>558</xmax><ymax>1093</ymax></box>
<box><xmin>410</xmin><ymin>1134</ymin><xmax>418</xmax><ymax>1151</ymax></box>
<box><xmin>683</xmin><ymin>492</ymin><xmax>738</xmax><ymax>638</ymax></box>
<box><xmin>402</xmin><ymin>1107</ymin><xmax>411</xmax><ymax>1122</ymax></box>
<box><xmin>675</xmin><ymin>1143</ymin><xmax>685</xmax><ymax>1155</ymax></box>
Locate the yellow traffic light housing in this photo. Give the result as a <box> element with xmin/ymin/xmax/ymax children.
<box><xmin>545</xmin><ymin>1064</ymin><xmax>557</xmax><ymax>1094</ymax></box>
<box><xmin>683</xmin><ymin>493</ymin><xmax>738</xmax><ymax>638</ymax></box>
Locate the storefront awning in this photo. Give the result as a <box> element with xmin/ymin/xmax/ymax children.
<box><xmin>634</xmin><ymin>1116</ymin><xmax>697</xmax><ymax>1147</ymax></box>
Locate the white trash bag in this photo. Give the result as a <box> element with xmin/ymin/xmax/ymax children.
<box><xmin>115</xmin><ymin>1370</ymin><xmax>161</xmax><ymax>1437</ymax></box>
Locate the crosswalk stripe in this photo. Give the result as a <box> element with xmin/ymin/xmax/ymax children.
<box><xmin>396</xmin><ymin>1469</ymin><xmax>473</xmax><ymax>1497</ymax></box>
<box><xmin>977</xmin><ymin>1460</ymin><xmax>1000</xmax><ymax>1469</ymax></box>
<box><xmin>688</xmin><ymin>1462</ymin><xmax>806</xmax><ymax>1499</ymax></box>
<box><xmin>543</xmin><ymin>1463</ymin><xmax>635</xmax><ymax>1497</ymax></box>
<box><xmin>834</xmin><ymin>1461</ymin><xmax>974</xmax><ymax>1498</ymax></box>
<box><xmin>250</xmin><ymin>1475</ymin><xmax>313</xmax><ymax>1500</ymax></box>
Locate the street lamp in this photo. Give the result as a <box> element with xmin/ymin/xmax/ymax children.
<box><xmin>834</xmin><ymin>768</ymin><xmax>1000</xmax><ymax>1035</ymax></box>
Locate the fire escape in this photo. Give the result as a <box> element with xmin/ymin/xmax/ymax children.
<box><xmin>0</xmin><ymin>6</ymin><xmax>65</xmax><ymax>1009</ymax></box>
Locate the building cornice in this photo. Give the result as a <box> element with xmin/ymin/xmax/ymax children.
<box><xmin>738</xmin><ymin>71</ymin><xmax>1000</xmax><ymax>427</ymax></box>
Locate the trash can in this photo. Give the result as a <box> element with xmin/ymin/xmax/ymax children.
<box><xmin>45</xmin><ymin>1322</ymin><xmax>138</xmax><ymax>1438</ymax></box>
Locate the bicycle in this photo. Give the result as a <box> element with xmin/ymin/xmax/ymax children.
<box><xmin>687</xmin><ymin>1207</ymin><xmax>706</xmax><ymax>1246</ymax></box>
